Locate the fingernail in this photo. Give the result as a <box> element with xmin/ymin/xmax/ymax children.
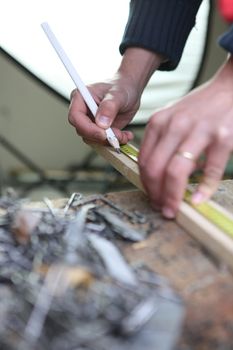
<box><xmin>97</xmin><ymin>115</ymin><xmax>110</xmax><ymax>128</ymax></box>
<box><xmin>191</xmin><ymin>191</ymin><xmax>205</xmax><ymax>205</ymax></box>
<box><xmin>162</xmin><ymin>207</ymin><xmax>175</xmax><ymax>219</ymax></box>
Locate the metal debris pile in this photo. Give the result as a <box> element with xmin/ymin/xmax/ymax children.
<box><xmin>0</xmin><ymin>190</ymin><xmax>184</xmax><ymax>350</ymax></box>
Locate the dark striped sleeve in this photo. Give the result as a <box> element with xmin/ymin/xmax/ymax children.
<box><xmin>119</xmin><ymin>0</ymin><xmax>202</xmax><ymax>71</ymax></box>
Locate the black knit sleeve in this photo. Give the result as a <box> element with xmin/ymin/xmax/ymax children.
<box><xmin>218</xmin><ymin>25</ymin><xmax>233</xmax><ymax>54</ymax></box>
<box><xmin>119</xmin><ymin>0</ymin><xmax>203</xmax><ymax>71</ymax></box>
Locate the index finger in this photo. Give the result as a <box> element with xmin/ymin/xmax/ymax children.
<box><xmin>68</xmin><ymin>90</ymin><xmax>106</xmax><ymax>142</ymax></box>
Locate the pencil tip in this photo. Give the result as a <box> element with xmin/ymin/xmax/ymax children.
<box><xmin>107</xmin><ymin>135</ymin><xmax>121</xmax><ymax>152</ymax></box>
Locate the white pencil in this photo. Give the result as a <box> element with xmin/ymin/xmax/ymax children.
<box><xmin>41</xmin><ymin>22</ymin><xmax>120</xmax><ymax>153</ymax></box>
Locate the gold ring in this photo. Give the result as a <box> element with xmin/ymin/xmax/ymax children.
<box><xmin>176</xmin><ymin>151</ymin><xmax>195</xmax><ymax>161</ymax></box>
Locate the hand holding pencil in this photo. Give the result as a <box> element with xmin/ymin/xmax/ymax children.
<box><xmin>41</xmin><ymin>22</ymin><xmax>135</xmax><ymax>152</ymax></box>
<box><xmin>69</xmin><ymin>79</ymin><xmax>136</xmax><ymax>147</ymax></box>
<box><xmin>67</xmin><ymin>46</ymin><xmax>162</xmax><ymax>148</ymax></box>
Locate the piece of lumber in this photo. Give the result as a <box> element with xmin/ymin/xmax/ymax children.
<box><xmin>90</xmin><ymin>143</ymin><xmax>143</xmax><ymax>191</ymax></box>
<box><xmin>90</xmin><ymin>143</ymin><xmax>233</xmax><ymax>272</ymax></box>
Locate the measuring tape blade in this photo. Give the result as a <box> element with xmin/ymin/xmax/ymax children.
<box><xmin>184</xmin><ymin>190</ymin><xmax>233</xmax><ymax>237</ymax></box>
<box><xmin>120</xmin><ymin>143</ymin><xmax>233</xmax><ymax>237</ymax></box>
<box><xmin>120</xmin><ymin>144</ymin><xmax>139</xmax><ymax>163</ymax></box>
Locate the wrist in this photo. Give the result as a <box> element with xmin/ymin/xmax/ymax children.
<box><xmin>116</xmin><ymin>48</ymin><xmax>164</xmax><ymax>95</ymax></box>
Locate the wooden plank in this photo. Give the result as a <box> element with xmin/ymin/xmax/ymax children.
<box><xmin>90</xmin><ymin>143</ymin><xmax>233</xmax><ymax>271</ymax></box>
<box><xmin>90</xmin><ymin>143</ymin><xmax>143</xmax><ymax>191</ymax></box>
<box><xmin>177</xmin><ymin>201</ymin><xmax>233</xmax><ymax>270</ymax></box>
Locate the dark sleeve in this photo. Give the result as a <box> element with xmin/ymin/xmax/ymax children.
<box><xmin>218</xmin><ymin>25</ymin><xmax>233</xmax><ymax>54</ymax></box>
<box><xmin>119</xmin><ymin>0</ymin><xmax>203</xmax><ymax>71</ymax></box>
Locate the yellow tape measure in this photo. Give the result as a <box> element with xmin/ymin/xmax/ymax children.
<box><xmin>120</xmin><ymin>143</ymin><xmax>233</xmax><ymax>237</ymax></box>
<box><xmin>120</xmin><ymin>144</ymin><xmax>139</xmax><ymax>163</ymax></box>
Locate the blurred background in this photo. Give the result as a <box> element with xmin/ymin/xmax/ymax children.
<box><xmin>0</xmin><ymin>0</ymin><xmax>231</xmax><ymax>200</ymax></box>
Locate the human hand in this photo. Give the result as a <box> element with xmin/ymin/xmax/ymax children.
<box><xmin>68</xmin><ymin>77</ymin><xmax>139</xmax><ymax>145</ymax></box>
<box><xmin>68</xmin><ymin>48</ymin><xmax>163</xmax><ymax>145</ymax></box>
<box><xmin>139</xmin><ymin>55</ymin><xmax>233</xmax><ymax>218</ymax></box>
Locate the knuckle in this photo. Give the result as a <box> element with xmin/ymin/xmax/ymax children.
<box><xmin>68</xmin><ymin>109</ymin><xmax>81</xmax><ymax>129</ymax></box>
<box><xmin>68</xmin><ymin>102</ymin><xmax>78</xmax><ymax>125</ymax></box>
<box><xmin>70</xmin><ymin>89</ymin><xmax>77</xmax><ymax>100</ymax></box>
<box><xmin>148</xmin><ymin>114</ymin><xmax>164</xmax><ymax>129</ymax></box>
<box><xmin>70</xmin><ymin>89</ymin><xmax>78</xmax><ymax>100</ymax></box>
<box><xmin>169</xmin><ymin>114</ymin><xmax>190</xmax><ymax>134</ymax></box>
<box><xmin>214</xmin><ymin>127</ymin><xmax>232</xmax><ymax>148</ymax></box>
<box><xmin>74</xmin><ymin>124</ymin><xmax>84</xmax><ymax>136</ymax></box>
<box><xmin>194</xmin><ymin>121</ymin><xmax>211</xmax><ymax>139</ymax></box>
<box><xmin>68</xmin><ymin>112</ymin><xmax>75</xmax><ymax>126</ymax></box>
<box><xmin>82</xmin><ymin>137</ymin><xmax>88</xmax><ymax>144</ymax></box>
<box><xmin>75</xmin><ymin>128</ymin><xmax>82</xmax><ymax>136</ymax></box>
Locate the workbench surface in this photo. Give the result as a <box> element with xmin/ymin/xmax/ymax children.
<box><xmin>105</xmin><ymin>180</ymin><xmax>233</xmax><ymax>350</ymax></box>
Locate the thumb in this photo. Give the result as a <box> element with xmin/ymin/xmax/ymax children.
<box><xmin>95</xmin><ymin>90</ymin><xmax>125</xmax><ymax>129</ymax></box>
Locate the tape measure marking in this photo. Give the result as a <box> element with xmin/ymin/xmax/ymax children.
<box><xmin>120</xmin><ymin>144</ymin><xmax>139</xmax><ymax>163</ymax></box>
<box><xmin>120</xmin><ymin>143</ymin><xmax>233</xmax><ymax>237</ymax></box>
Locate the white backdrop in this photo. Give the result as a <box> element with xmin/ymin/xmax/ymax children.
<box><xmin>1</xmin><ymin>0</ymin><xmax>210</xmax><ymax>123</ymax></box>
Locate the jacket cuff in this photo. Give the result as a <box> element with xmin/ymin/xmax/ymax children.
<box><xmin>119</xmin><ymin>0</ymin><xmax>202</xmax><ymax>71</ymax></box>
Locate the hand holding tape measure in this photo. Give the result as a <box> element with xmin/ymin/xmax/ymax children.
<box><xmin>120</xmin><ymin>144</ymin><xmax>233</xmax><ymax>238</ymax></box>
